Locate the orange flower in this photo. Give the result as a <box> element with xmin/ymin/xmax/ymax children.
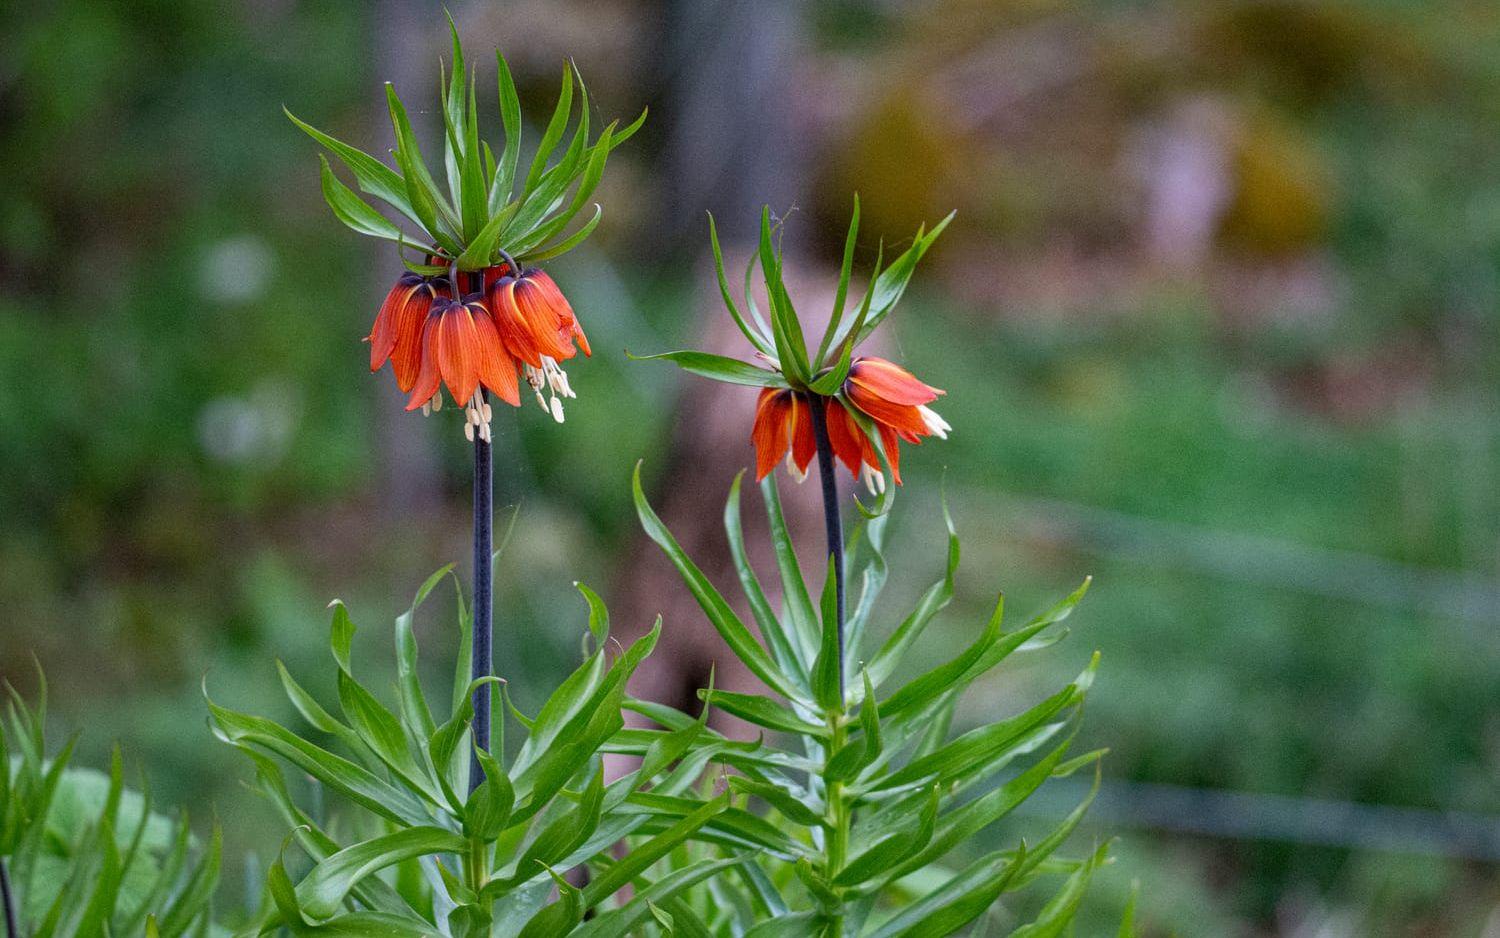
<box><xmin>368</xmin><ymin>273</ymin><xmax>451</xmax><ymax>392</ymax></box>
<box><xmin>750</xmin><ymin>357</ymin><xmax>949</xmax><ymax>492</ymax></box>
<box><xmin>751</xmin><ymin>389</ymin><xmax>817</xmax><ymax>482</ymax></box>
<box><xmin>486</xmin><ymin>268</ymin><xmax>591</xmax><ymax>420</ymax></box>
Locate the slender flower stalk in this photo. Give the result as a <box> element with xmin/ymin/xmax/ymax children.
<box><xmin>468</xmin><ymin>391</ymin><xmax>494</xmax><ymax>795</ymax></box>
<box><xmin>1</xmin><ymin>858</ymin><xmax>16</xmax><ymax>938</ymax></box>
<box><xmin>808</xmin><ymin>396</ymin><xmax>846</xmax><ymax>700</ymax></box>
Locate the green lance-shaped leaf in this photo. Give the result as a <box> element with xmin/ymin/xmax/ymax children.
<box><xmin>816</xmin><ymin>194</ymin><xmax>861</xmax><ymax>366</ymax></box>
<box><xmin>511</xmin><ymin>624</ymin><xmax>658</xmax><ymax>819</ymax></box>
<box><xmin>697</xmin><ymin>689</ymin><xmax>827</xmax><ymax>738</ymax></box>
<box><xmin>276</xmin><ymin>660</ymin><xmax>372</xmax><ymax>764</ymax></box>
<box><xmin>245</xmin><ymin>751</ymin><xmax>412</xmax><ymax>917</ymax></box>
<box><xmin>620</xmin><ymin>792</ymin><xmax>813</xmax><ymax>860</ymax></box>
<box><xmin>157</xmin><ymin>823</ymin><xmax>220</xmax><ymax>937</ymax></box>
<box><xmin>883</xmin><ymin>730</ymin><xmax>1085</xmax><ymax>885</ymax></box>
<box><xmin>295</xmin><ymin>826</ymin><xmax>468</xmax><ymax>920</ymax></box>
<box><xmin>807</xmin><ymin>338</ymin><xmax>852</xmax><ymax>396</ymax></box>
<box><xmin>724</xmin><ymin>472</ymin><xmax>809</xmax><ymax>687</ymax></box>
<box><xmin>507</xmin><ymin>768</ymin><xmax>605</xmax><ymax>888</ymax></box>
<box><xmin>285</xmin><ymin>108</ymin><xmax>422</xmax><ymax>228</ymax></box>
<box><xmin>522</xmin><ymin>203</ymin><xmax>602</xmax><ymax>262</ymax></box>
<box><xmin>429</xmin><ymin>676</ymin><xmax>504</xmax><ymax>812</ymax></box>
<box><xmin>1118</xmin><ymin>881</ymin><xmax>1141</xmax><ymax>938</ymax></box>
<box><xmin>523</xmin><ymin>63</ymin><xmax>575</xmax><ymax>196</ymax></box>
<box><xmin>866</xmin><ymin>497</ymin><xmax>960</xmax><ymax>688</ymax></box>
<box><xmin>337</xmin><ymin>666</ymin><xmax>440</xmax><ymax>803</ymax></box>
<box><xmin>509</xmin><ymin>120</ymin><xmax>615</xmax><ymax>257</ymax></box>
<box><xmin>582</xmin><ymin>793</ymin><xmax>730</xmax><ymax>906</ymax></box>
<box><xmin>464</xmin><ymin>746</ymin><xmax>514</xmax><ymax>840</ymax></box>
<box><xmin>943</xmin><ymin>577</ymin><xmax>1093</xmax><ymax>691</ymax></box>
<box><xmin>206</xmin><ymin>687</ymin><xmax>432</xmax><ymax>826</ymax></box>
<box><xmin>440</xmin><ymin>13</ymin><xmax>467</xmax><ymax>208</ymax></box>
<box><xmin>318</xmin><ymin>155</ymin><xmax>408</xmax><ymax>242</ymax></box>
<box><xmin>811</xmin><ymin>555</ymin><xmax>844</xmax><ymax>712</ymax></box>
<box><xmin>824</xmin><ymin>671</ymin><xmax>882</xmax><ymax>782</ymax></box>
<box><xmin>627</xmin><ymin>350</ymin><xmax>788</xmax><ymax>388</ymax></box>
<box><xmin>633</xmin><ymin>463</ymin><xmax>802</xmax><ymax>701</ymax></box>
<box><xmin>707</xmin><ymin>213</ymin><xmax>775</xmax><ymax>356</ymax></box>
<box><xmin>459</xmin><ymin>70</ymin><xmax>488</xmax><ymax>241</ymax></box>
<box><xmin>392</xmin><ymin>564</ymin><xmax>456</xmax><ymax>742</ymax></box>
<box><xmin>491</xmin><ymin>49</ymin><xmax>523</xmax><ymax>212</ymax></box>
<box><xmin>571</xmin><ymin>857</ymin><xmax>747</xmax><ymax>938</ymax></box>
<box><xmin>742</xmin><ymin>913</ymin><xmax>821</xmax><ymax>937</ymax></box>
<box><xmin>1006</xmin><ymin>844</ymin><xmax>1110</xmax><ymax>937</ymax></box>
<box><xmin>863</xmin><ymin>842</ymin><xmax>1027</xmax><ymax>938</ymax></box>
<box><xmin>833</xmin><ymin>784</ymin><xmax>939</xmax><ymax>887</ymax></box>
<box><xmin>826</xmin><ymin>210</ymin><xmax>955</xmax><ymax>351</ymax></box>
<box><xmin>759</xmin><ymin>474</ymin><xmax>820</xmax><ymax>664</ymax></box>
<box><xmin>516</xmin><ymin>867</ymin><xmax>584</xmax><ymax>938</ymax></box>
<box><xmin>871</xmin><ymin>660</ymin><xmax>1094</xmax><ymax>792</ymax></box>
<box><xmin>385</xmin><ymin>83</ymin><xmax>461</xmax><ymax>251</ymax></box>
<box><xmin>757</xmin><ymin>208</ymin><xmax>810</xmax><ymax>384</ymax></box>
<box><xmin>843</xmin><ymin>512</ymin><xmax>890</xmax><ymax>679</ymax></box>
<box><xmin>879</xmin><ymin>593</ymin><xmax>1005</xmax><ymax>720</ymax></box>
<box><xmin>725</xmin><ymin>776</ymin><xmax>824</xmax><ymax>828</ymax></box>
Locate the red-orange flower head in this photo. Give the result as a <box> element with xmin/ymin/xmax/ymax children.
<box><xmin>366</xmin><ymin>261</ymin><xmax>590</xmax><ymax>439</ymax></box>
<box><xmin>752</xmin><ymin>357</ymin><xmax>948</xmax><ymax>494</ymax></box>
<box><xmin>368</xmin><ymin>272</ymin><xmax>451</xmax><ymax>393</ymax></box>
<box><xmin>486</xmin><ymin>267</ymin><xmax>591</xmax><ymax>421</ymax></box>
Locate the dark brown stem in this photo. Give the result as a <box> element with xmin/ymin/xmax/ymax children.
<box><xmin>1</xmin><ymin>856</ymin><xmax>18</xmax><ymax>938</ymax></box>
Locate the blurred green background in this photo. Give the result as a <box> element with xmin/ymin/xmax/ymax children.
<box><xmin>4</xmin><ymin>0</ymin><xmax>1500</xmax><ymax>933</ymax></box>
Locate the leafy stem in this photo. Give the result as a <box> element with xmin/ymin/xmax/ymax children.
<box><xmin>466</xmin><ymin>835</ymin><xmax>490</xmax><ymax>894</ymax></box>
<box><xmin>825</xmin><ymin>717</ymin><xmax>851</xmax><ymax>937</ymax></box>
<box><xmin>469</xmin><ymin>400</ymin><xmax>494</xmax><ymax>795</ymax></box>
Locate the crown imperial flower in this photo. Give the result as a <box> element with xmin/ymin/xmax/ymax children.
<box><xmin>751</xmin><ymin>356</ymin><xmax>947</xmax><ymax>494</ymax></box>
<box><xmin>639</xmin><ymin>199</ymin><xmax>952</xmax><ymax>503</ymax></box>
<box><xmin>290</xmin><ymin>23</ymin><xmax>642</xmax><ymax>438</ymax></box>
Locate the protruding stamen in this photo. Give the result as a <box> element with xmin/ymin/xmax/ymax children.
<box><xmin>464</xmin><ymin>392</ymin><xmax>493</xmax><ymax>444</ymax></box>
<box><xmin>918</xmin><ymin>404</ymin><xmax>951</xmax><ymax>439</ymax></box>
<box><xmin>549</xmin><ymin>397</ymin><xmax>565</xmax><ymax>423</ymax></box>
<box><xmin>860</xmin><ymin>464</ymin><xmax>886</xmax><ymax>496</ymax></box>
<box><xmin>786</xmin><ymin>451</ymin><xmax>809</xmax><ymax>484</ymax></box>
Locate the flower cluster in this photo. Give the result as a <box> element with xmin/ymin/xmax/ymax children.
<box><xmin>752</xmin><ymin>357</ymin><xmax>949</xmax><ymax>492</ymax></box>
<box><xmin>639</xmin><ymin>199</ymin><xmax>953</xmax><ymax>500</ymax></box>
<box><xmin>290</xmin><ymin>22</ymin><xmax>640</xmax><ymax>441</ymax></box>
<box><xmin>368</xmin><ymin>261</ymin><xmax>587</xmax><ymax>440</ymax></box>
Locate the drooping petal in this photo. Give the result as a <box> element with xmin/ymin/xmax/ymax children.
<box><xmin>751</xmin><ymin>389</ymin><xmax>794</xmax><ymax>481</ymax></box>
<box><xmin>878</xmin><ymin>422</ymin><xmax>903</xmax><ymax>485</ymax></box>
<box><xmin>436</xmin><ymin>300</ymin><xmax>483</xmax><ymax>406</ymax></box>
<box><xmin>848</xmin><ymin>357</ymin><xmax>942</xmax><ymax>406</ymax></box>
<box><xmin>485</xmin><ymin>278</ymin><xmax>547</xmax><ymax>367</ymax></box>
<box><xmin>405</xmin><ymin>313</ymin><xmax>444</xmax><ymax>411</ymax></box>
<box><xmin>789</xmin><ymin>393</ymin><xmax>817</xmax><ymax>474</ymax></box>
<box><xmin>508</xmin><ymin>272</ymin><xmax>579</xmax><ymax>361</ymax></box>
<box><xmin>369</xmin><ymin>274</ymin><xmax>424</xmax><ymax>371</ymax></box>
<box><xmin>472</xmin><ymin>306</ymin><xmax>522</xmax><ymax>407</ymax></box>
<box><xmin>389</xmin><ymin>282</ymin><xmax>444</xmax><ymax>392</ymax></box>
<box><xmin>823</xmin><ymin>400</ymin><xmax>868</xmax><ymax>476</ymax></box>
<box><xmin>845</xmin><ymin>381</ymin><xmax>931</xmax><ymax>439</ymax></box>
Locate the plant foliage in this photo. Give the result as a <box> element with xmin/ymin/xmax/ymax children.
<box><xmin>628</xmin><ymin>466</ymin><xmax>1115</xmax><ymax>936</ymax></box>
<box><xmin>287</xmin><ymin>21</ymin><xmax>644</xmax><ymax>270</ymax></box>
<box><xmin>207</xmin><ymin>568</ymin><xmax>734</xmax><ymax>937</ymax></box>
<box><xmin>2</xmin><ymin>674</ymin><xmax>221</xmax><ymax>938</ymax></box>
